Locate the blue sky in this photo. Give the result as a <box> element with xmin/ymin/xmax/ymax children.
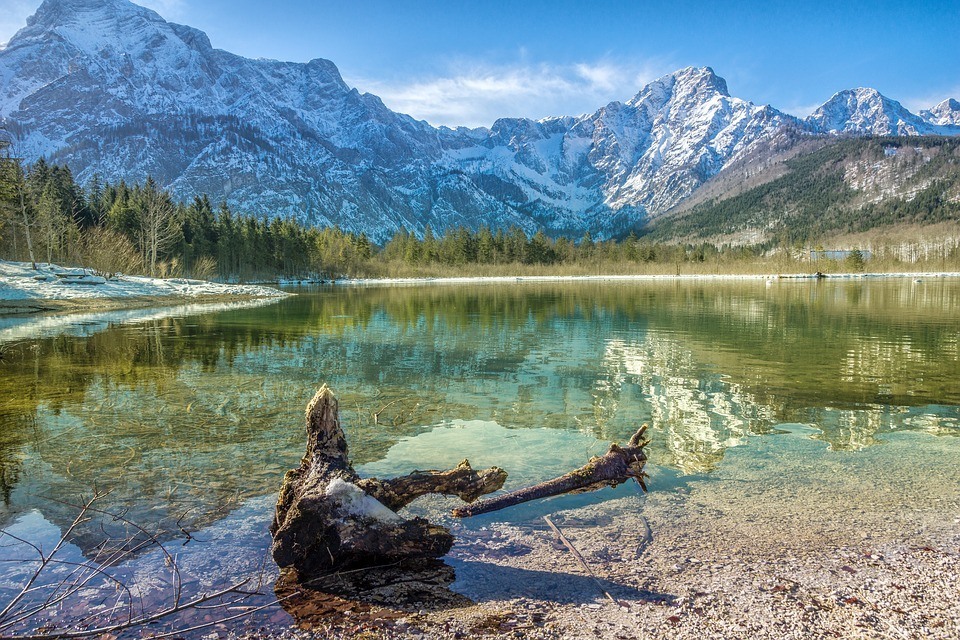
<box><xmin>2</xmin><ymin>0</ymin><xmax>958</xmax><ymax>127</ymax></box>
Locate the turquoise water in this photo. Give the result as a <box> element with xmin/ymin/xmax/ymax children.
<box><xmin>0</xmin><ymin>278</ymin><xmax>957</xmax><ymax>634</ymax></box>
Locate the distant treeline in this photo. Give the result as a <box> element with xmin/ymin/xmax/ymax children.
<box><xmin>2</xmin><ymin>140</ymin><xmax>958</xmax><ymax>280</ymax></box>
<box><xmin>0</xmin><ymin>149</ymin><xmax>757</xmax><ymax>280</ymax></box>
<box><xmin>0</xmin><ymin>151</ymin><xmax>375</xmax><ymax>280</ymax></box>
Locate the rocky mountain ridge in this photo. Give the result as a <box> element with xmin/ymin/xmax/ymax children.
<box><xmin>650</xmin><ymin>136</ymin><xmax>960</xmax><ymax>245</ymax></box>
<box><xmin>2</xmin><ymin>0</ymin><xmax>958</xmax><ymax>241</ymax></box>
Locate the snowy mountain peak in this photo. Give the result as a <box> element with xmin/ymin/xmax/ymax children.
<box><xmin>21</xmin><ymin>0</ymin><xmax>164</xmax><ymax>45</ymax></box>
<box><xmin>805</xmin><ymin>87</ymin><xmax>934</xmax><ymax>135</ymax></box>
<box><xmin>672</xmin><ymin>66</ymin><xmax>729</xmax><ymax>96</ymax></box>
<box><xmin>626</xmin><ymin>66</ymin><xmax>728</xmax><ymax>108</ymax></box>
<box><xmin>20</xmin><ymin>0</ymin><xmax>213</xmax><ymax>56</ymax></box>
<box><xmin>921</xmin><ymin>98</ymin><xmax>960</xmax><ymax>126</ymax></box>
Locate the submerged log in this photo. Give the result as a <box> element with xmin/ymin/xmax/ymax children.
<box><xmin>270</xmin><ymin>385</ymin><xmax>506</xmax><ymax>581</ymax></box>
<box><xmin>451</xmin><ymin>425</ymin><xmax>649</xmax><ymax>518</ymax></box>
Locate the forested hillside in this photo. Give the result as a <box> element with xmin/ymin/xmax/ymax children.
<box><xmin>649</xmin><ymin>137</ymin><xmax>960</xmax><ymax>245</ymax></box>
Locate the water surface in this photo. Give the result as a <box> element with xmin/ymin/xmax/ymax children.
<box><xmin>0</xmin><ymin>278</ymin><xmax>957</xmax><ymax>632</ymax></box>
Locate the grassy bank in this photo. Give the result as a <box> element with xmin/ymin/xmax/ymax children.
<box><xmin>351</xmin><ymin>254</ymin><xmax>960</xmax><ymax>280</ymax></box>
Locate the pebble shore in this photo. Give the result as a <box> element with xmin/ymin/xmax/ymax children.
<box><xmin>235</xmin><ymin>431</ymin><xmax>959</xmax><ymax>639</ymax></box>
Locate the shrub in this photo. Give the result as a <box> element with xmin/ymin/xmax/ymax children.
<box><xmin>80</xmin><ymin>226</ymin><xmax>142</xmax><ymax>277</ymax></box>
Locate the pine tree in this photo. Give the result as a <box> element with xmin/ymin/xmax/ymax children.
<box><xmin>477</xmin><ymin>225</ymin><xmax>495</xmax><ymax>263</ymax></box>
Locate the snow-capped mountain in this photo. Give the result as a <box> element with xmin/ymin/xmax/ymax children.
<box><xmin>804</xmin><ymin>88</ymin><xmax>952</xmax><ymax>136</ymax></box>
<box><xmin>1</xmin><ymin>0</ymin><xmax>958</xmax><ymax>240</ymax></box>
<box><xmin>437</xmin><ymin>67</ymin><xmax>802</xmax><ymax>232</ymax></box>
<box><xmin>921</xmin><ymin>98</ymin><xmax>960</xmax><ymax>127</ymax></box>
<box><xmin>0</xmin><ymin>0</ymin><xmax>485</xmax><ymax>239</ymax></box>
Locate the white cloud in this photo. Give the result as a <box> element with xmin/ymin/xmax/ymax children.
<box><xmin>781</xmin><ymin>102</ymin><xmax>824</xmax><ymax>118</ymax></box>
<box><xmin>349</xmin><ymin>58</ymin><xmax>673</xmax><ymax>128</ymax></box>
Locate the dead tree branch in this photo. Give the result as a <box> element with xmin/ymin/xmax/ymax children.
<box><xmin>543</xmin><ymin>515</ymin><xmax>618</xmax><ymax>606</ymax></box>
<box><xmin>452</xmin><ymin>425</ymin><xmax>649</xmax><ymax>518</ymax></box>
<box><xmin>271</xmin><ymin>385</ymin><xmax>506</xmax><ymax>583</ymax></box>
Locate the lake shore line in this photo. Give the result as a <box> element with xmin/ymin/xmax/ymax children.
<box><xmin>263</xmin><ymin>430</ymin><xmax>959</xmax><ymax>640</ymax></box>
<box><xmin>5</xmin><ymin>259</ymin><xmax>959</xmax><ymax>317</ymax></box>
<box><xmin>336</xmin><ymin>271</ymin><xmax>960</xmax><ymax>286</ymax></box>
<box><xmin>0</xmin><ymin>260</ymin><xmax>290</xmax><ymax>317</ymax></box>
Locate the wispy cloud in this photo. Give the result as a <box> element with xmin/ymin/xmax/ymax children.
<box><xmin>349</xmin><ymin>58</ymin><xmax>673</xmax><ymax>128</ymax></box>
<box><xmin>781</xmin><ymin>102</ymin><xmax>824</xmax><ymax>118</ymax></box>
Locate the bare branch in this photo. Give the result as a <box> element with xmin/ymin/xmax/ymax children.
<box><xmin>5</xmin><ymin>579</ymin><xmax>254</xmax><ymax>640</ymax></box>
<box><xmin>0</xmin><ymin>492</ymin><xmax>102</xmax><ymax>624</ymax></box>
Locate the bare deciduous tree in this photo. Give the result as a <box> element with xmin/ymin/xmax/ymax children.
<box><xmin>0</xmin><ymin>137</ymin><xmax>37</xmax><ymax>268</ymax></box>
<box><xmin>138</xmin><ymin>180</ymin><xmax>180</xmax><ymax>276</ymax></box>
<box><xmin>0</xmin><ymin>490</ymin><xmax>270</xmax><ymax>639</ymax></box>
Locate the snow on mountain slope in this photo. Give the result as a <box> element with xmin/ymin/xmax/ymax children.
<box><xmin>1</xmin><ymin>0</ymin><xmax>479</xmax><ymax>240</ymax></box>
<box><xmin>437</xmin><ymin>67</ymin><xmax>801</xmax><ymax>231</ymax></box>
<box><xmin>921</xmin><ymin>98</ymin><xmax>960</xmax><ymax>127</ymax></box>
<box><xmin>805</xmin><ymin>88</ymin><xmax>958</xmax><ymax>136</ymax></box>
<box><xmin>1</xmin><ymin>0</ymin><xmax>958</xmax><ymax>241</ymax></box>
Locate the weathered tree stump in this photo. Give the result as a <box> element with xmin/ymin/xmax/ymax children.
<box><xmin>271</xmin><ymin>385</ymin><xmax>649</xmax><ymax>589</ymax></box>
<box><xmin>270</xmin><ymin>385</ymin><xmax>507</xmax><ymax>581</ymax></box>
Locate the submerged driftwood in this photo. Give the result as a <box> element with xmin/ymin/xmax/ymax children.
<box><xmin>271</xmin><ymin>385</ymin><xmax>648</xmax><ymax>584</ymax></box>
<box><xmin>452</xmin><ymin>425</ymin><xmax>649</xmax><ymax>518</ymax></box>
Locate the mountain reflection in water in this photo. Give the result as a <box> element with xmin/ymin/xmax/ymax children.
<box><xmin>0</xmin><ymin>279</ymin><xmax>957</xmax><ymax>549</ymax></box>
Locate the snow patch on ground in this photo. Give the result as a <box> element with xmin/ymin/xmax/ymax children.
<box><xmin>0</xmin><ymin>297</ymin><xmax>284</xmax><ymax>344</ymax></box>
<box><xmin>0</xmin><ymin>261</ymin><xmax>290</xmax><ymax>302</ymax></box>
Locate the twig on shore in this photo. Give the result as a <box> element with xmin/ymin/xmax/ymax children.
<box><xmin>543</xmin><ymin>515</ymin><xmax>618</xmax><ymax>606</ymax></box>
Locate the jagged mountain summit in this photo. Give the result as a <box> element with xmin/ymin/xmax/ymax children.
<box><xmin>435</xmin><ymin>66</ymin><xmax>802</xmax><ymax>233</ymax></box>
<box><xmin>921</xmin><ymin>98</ymin><xmax>960</xmax><ymax>127</ymax></box>
<box><xmin>804</xmin><ymin>88</ymin><xmax>952</xmax><ymax>136</ymax></box>
<box><xmin>1</xmin><ymin>0</ymin><xmax>958</xmax><ymax>240</ymax></box>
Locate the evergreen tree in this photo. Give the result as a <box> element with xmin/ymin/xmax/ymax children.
<box><xmin>526</xmin><ymin>230</ymin><xmax>556</xmax><ymax>265</ymax></box>
<box><xmin>845</xmin><ymin>249</ymin><xmax>866</xmax><ymax>273</ymax></box>
<box><xmin>421</xmin><ymin>225</ymin><xmax>437</xmax><ymax>263</ymax></box>
<box><xmin>505</xmin><ymin>226</ymin><xmax>527</xmax><ymax>263</ymax></box>
<box><xmin>477</xmin><ymin>225</ymin><xmax>496</xmax><ymax>263</ymax></box>
<box><xmin>86</xmin><ymin>174</ymin><xmax>106</xmax><ymax>224</ymax></box>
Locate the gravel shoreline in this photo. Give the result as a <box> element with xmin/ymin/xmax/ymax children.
<box><xmin>237</xmin><ymin>431</ymin><xmax>958</xmax><ymax>640</ymax></box>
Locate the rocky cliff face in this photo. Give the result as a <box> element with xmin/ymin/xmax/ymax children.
<box><xmin>2</xmin><ymin>0</ymin><xmax>958</xmax><ymax>240</ymax></box>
